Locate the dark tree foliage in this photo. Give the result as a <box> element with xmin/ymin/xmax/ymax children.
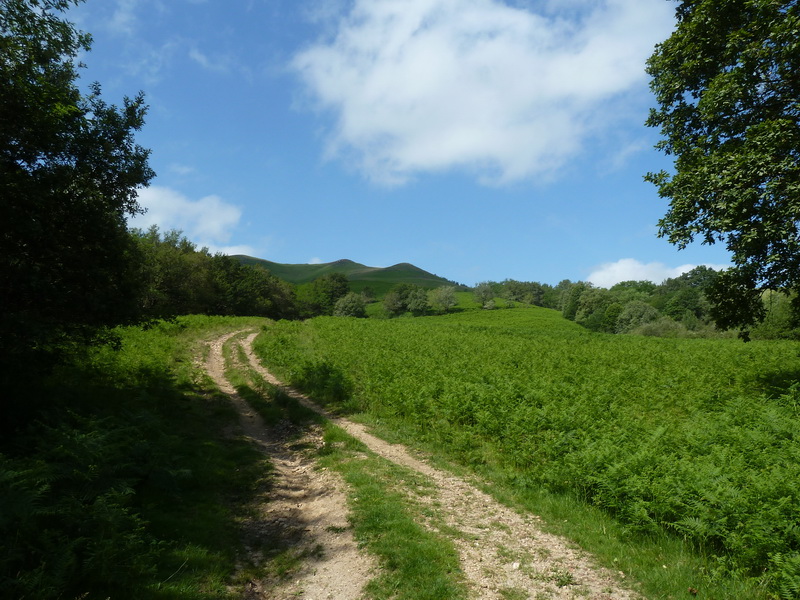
<box><xmin>502</xmin><ymin>279</ymin><xmax>551</xmax><ymax>306</ymax></box>
<box><xmin>557</xmin><ymin>269</ymin><xmax>726</xmax><ymax>335</ymax></box>
<box><xmin>132</xmin><ymin>227</ymin><xmax>299</xmax><ymax>320</ymax></box>
<box><xmin>1</xmin><ymin>0</ymin><xmax>154</xmax><ymax>426</ymax></box>
<box><xmin>383</xmin><ymin>283</ymin><xmax>430</xmax><ymax>317</ymax></box>
<box><xmin>297</xmin><ymin>272</ymin><xmax>350</xmax><ymax>317</ymax></box>
<box><xmin>646</xmin><ymin>0</ymin><xmax>800</xmax><ymax>332</ymax></box>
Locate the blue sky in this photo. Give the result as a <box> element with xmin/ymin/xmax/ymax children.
<box><xmin>71</xmin><ymin>0</ymin><xmax>731</xmax><ymax>287</ymax></box>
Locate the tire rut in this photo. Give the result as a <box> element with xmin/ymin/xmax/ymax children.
<box><xmin>204</xmin><ymin>330</ymin><xmax>375</xmax><ymax>600</ymax></box>
<box><xmin>237</xmin><ymin>331</ymin><xmax>642</xmax><ymax>600</ymax></box>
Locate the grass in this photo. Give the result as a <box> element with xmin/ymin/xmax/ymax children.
<box><xmin>253</xmin><ymin>307</ymin><xmax>800</xmax><ymax>598</ymax></box>
<box><xmin>220</xmin><ymin>334</ymin><xmax>469</xmax><ymax>599</ymax></box>
<box><xmin>316</xmin><ymin>425</ymin><xmax>468</xmax><ymax>600</ymax></box>
<box><xmin>0</xmin><ymin>315</ymin><xmax>272</xmax><ymax>600</ymax></box>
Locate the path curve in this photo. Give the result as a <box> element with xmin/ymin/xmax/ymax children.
<box><xmin>239</xmin><ymin>331</ymin><xmax>642</xmax><ymax>600</ymax></box>
<box><xmin>205</xmin><ymin>330</ymin><xmax>375</xmax><ymax>600</ymax></box>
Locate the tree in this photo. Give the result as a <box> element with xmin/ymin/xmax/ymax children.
<box><xmin>428</xmin><ymin>285</ymin><xmax>458</xmax><ymax>313</ymax></box>
<box><xmin>333</xmin><ymin>292</ymin><xmax>367</xmax><ymax>318</ymax></box>
<box><xmin>615</xmin><ymin>300</ymin><xmax>661</xmax><ymax>333</ymax></box>
<box><xmin>381</xmin><ymin>283</ymin><xmax>431</xmax><ymax>317</ymax></box>
<box><xmin>646</xmin><ymin>0</ymin><xmax>800</xmax><ymax>333</ymax></box>
<box><xmin>383</xmin><ymin>290</ymin><xmax>405</xmax><ymax>317</ymax></box>
<box><xmin>1</xmin><ymin>0</ymin><xmax>154</xmax><ymax>424</ymax></box>
<box><xmin>574</xmin><ymin>287</ymin><xmax>614</xmax><ymax>332</ymax></box>
<box><xmin>298</xmin><ymin>272</ymin><xmax>350</xmax><ymax>316</ymax></box>
<box><xmin>473</xmin><ymin>282</ymin><xmax>495</xmax><ymax>308</ymax></box>
<box><xmin>406</xmin><ymin>287</ymin><xmax>429</xmax><ymax>316</ymax></box>
<box><xmin>560</xmin><ymin>281</ymin><xmax>591</xmax><ymax>321</ymax></box>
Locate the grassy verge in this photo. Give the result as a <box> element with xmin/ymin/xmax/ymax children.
<box><xmin>317</xmin><ymin>424</ymin><xmax>468</xmax><ymax>600</ymax></box>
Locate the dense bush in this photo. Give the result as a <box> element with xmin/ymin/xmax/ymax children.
<box><xmin>333</xmin><ymin>292</ymin><xmax>367</xmax><ymax>318</ymax></box>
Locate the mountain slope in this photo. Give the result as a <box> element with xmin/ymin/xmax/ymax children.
<box><xmin>232</xmin><ymin>256</ymin><xmax>457</xmax><ymax>295</ymax></box>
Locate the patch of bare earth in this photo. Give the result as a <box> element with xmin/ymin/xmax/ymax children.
<box><xmin>237</xmin><ymin>332</ymin><xmax>643</xmax><ymax>600</ymax></box>
<box><xmin>204</xmin><ymin>331</ymin><xmax>375</xmax><ymax>600</ymax></box>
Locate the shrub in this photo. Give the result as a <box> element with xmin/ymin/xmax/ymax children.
<box><xmin>333</xmin><ymin>292</ymin><xmax>367</xmax><ymax>318</ymax></box>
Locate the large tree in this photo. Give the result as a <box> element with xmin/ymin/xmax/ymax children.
<box><xmin>1</xmin><ymin>0</ymin><xmax>154</xmax><ymax>420</ymax></box>
<box><xmin>645</xmin><ymin>0</ymin><xmax>800</xmax><ymax>333</ymax></box>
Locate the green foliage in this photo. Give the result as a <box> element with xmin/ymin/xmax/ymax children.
<box><xmin>382</xmin><ymin>283</ymin><xmax>430</xmax><ymax>317</ymax></box>
<box><xmin>473</xmin><ymin>282</ymin><xmax>495</xmax><ymax>308</ymax></box>
<box><xmin>554</xmin><ymin>268</ymin><xmax>774</xmax><ymax>338</ymax></box>
<box><xmin>0</xmin><ymin>316</ymin><xmax>267</xmax><ymax>599</ymax></box>
<box><xmin>428</xmin><ymin>285</ymin><xmax>458</xmax><ymax>314</ymax></box>
<box><xmin>333</xmin><ymin>291</ymin><xmax>367</xmax><ymax>318</ymax></box>
<box><xmin>646</xmin><ymin>0</ymin><xmax>800</xmax><ymax>332</ymax></box>
<box><xmin>1</xmin><ymin>0</ymin><xmax>154</xmax><ymax>429</ymax></box>
<box><xmin>132</xmin><ymin>227</ymin><xmax>298</xmax><ymax>320</ymax></box>
<box><xmin>255</xmin><ymin>309</ymin><xmax>800</xmax><ymax>595</ymax></box>
<box><xmin>752</xmin><ymin>291</ymin><xmax>800</xmax><ymax>340</ymax></box>
<box><xmin>234</xmin><ymin>256</ymin><xmax>458</xmax><ymax>297</ymax></box>
<box><xmin>501</xmin><ymin>279</ymin><xmax>552</xmax><ymax>306</ymax></box>
<box><xmin>406</xmin><ymin>287</ymin><xmax>430</xmax><ymax>316</ymax></box>
<box><xmin>615</xmin><ymin>301</ymin><xmax>660</xmax><ymax>333</ymax></box>
<box><xmin>294</xmin><ymin>360</ymin><xmax>354</xmax><ymax>406</ymax></box>
<box><xmin>297</xmin><ymin>272</ymin><xmax>350</xmax><ymax>316</ymax></box>
<box><xmin>771</xmin><ymin>552</ymin><xmax>800</xmax><ymax>600</ymax></box>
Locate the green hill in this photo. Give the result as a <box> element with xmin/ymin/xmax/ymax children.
<box><xmin>232</xmin><ymin>256</ymin><xmax>458</xmax><ymax>296</ymax></box>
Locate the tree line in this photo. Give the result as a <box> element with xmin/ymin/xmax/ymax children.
<box><xmin>471</xmin><ymin>268</ymin><xmax>798</xmax><ymax>340</ymax></box>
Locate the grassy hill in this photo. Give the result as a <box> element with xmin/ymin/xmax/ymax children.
<box><xmin>233</xmin><ymin>256</ymin><xmax>458</xmax><ymax>296</ymax></box>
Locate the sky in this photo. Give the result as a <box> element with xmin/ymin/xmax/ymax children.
<box><xmin>70</xmin><ymin>0</ymin><xmax>732</xmax><ymax>288</ymax></box>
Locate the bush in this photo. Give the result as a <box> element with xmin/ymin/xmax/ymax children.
<box><xmin>616</xmin><ymin>301</ymin><xmax>660</xmax><ymax>333</ymax></box>
<box><xmin>333</xmin><ymin>292</ymin><xmax>367</xmax><ymax>318</ymax></box>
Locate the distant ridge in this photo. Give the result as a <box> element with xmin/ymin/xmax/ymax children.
<box><xmin>232</xmin><ymin>256</ymin><xmax>458</xmax><ymax>296</ymax></box>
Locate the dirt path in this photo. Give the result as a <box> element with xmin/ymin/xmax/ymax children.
<box><xmin>207</xmin><ymin>329</ymin><xmax>642</xmax><ymax>599</ymax></box>
<box><xmin>205</xmin><ymin>331</ymin><xmax>376</xmax><ymax>599</ymax></box>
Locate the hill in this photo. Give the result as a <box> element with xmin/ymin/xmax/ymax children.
<box><xmin>232</xmin><ymin>256</ymin><xmax>458</xmax><ymax>296</ymax></box>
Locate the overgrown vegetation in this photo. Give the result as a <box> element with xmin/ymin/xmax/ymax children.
<box><xmin>254</xmin><ymin>308</ymin><xmax>800</xmax><ymax>597</ymax></box>
<box><xmin>227</xmin><ymin>336</ymin><xmax>469</xmax><ymax>599</ymax></box>
<box><xmin>133</xmin><ymin>226</ymin><xmax>298</xmax><ymax>321</ymax></box>
<box><xmin>0</xmin><ymin>316</ymin><xmax>269</xmax><ymax>599</ymax></box>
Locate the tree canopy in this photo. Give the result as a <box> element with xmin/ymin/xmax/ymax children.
<box><xmin>646</xmin><ymin>0</ymin><xmax>800</xmax><ymax>333</ymax></box>
<box><xmin>1</xmin><ymin>0</ymin><xmax>154</xmax><ymax>424</ymax></box>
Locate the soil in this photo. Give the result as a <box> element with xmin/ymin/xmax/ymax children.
<box><xmin>204</xmin><ymin>330</ymin><xmax>642</xmax><ymax>600</ymax></box>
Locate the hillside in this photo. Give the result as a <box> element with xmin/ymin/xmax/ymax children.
<box><xmin>233</xmin><ymin>256</ymin><xmax>458</xmax><ymax>296</ymax></box>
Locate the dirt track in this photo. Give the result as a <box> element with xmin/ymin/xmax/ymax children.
<box><xmin>205</xmin><ymin>329</ymin><xmax>641</xmax><ymax>600</ymax></box>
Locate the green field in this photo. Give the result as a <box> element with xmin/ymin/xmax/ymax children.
<box><xmin>254</xmin><ymin>307</ymin><xmax>800</xmax><ymax>597</ymax></box>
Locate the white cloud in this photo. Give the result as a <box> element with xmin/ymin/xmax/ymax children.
<box><xmin>308</xmin><ymin>257</ymin><xmax>324</xmax><ymax>264</ymax></box>
<box><xmin>291</xmin><ymin>0</ymin><xmax>673</xmax><ymax>185</ymax></box>
<box><xmin>208</xmin><ymin>244</ymin><xmax>259</xmax><ymax>256</ymax></box>
<box><xmin>587</xmin><ymin>258</ymin><xmax>730</xmax><ymax>288</ymax></box>
<box><xmin>188</xmin><ymin>47</ymin><xmax>232</xmax><ymax>73</ymax></box>
<box><xmin>168</xmin><ymin>163</ymin><xmax>196</xmax><ymax>176</ymax></box>
<box><xmin>129</xmin><ymin>185</ymin><xmax>244</xmax><ymax>250</ymax></box>
<box><xmin>109</xmin><ymin>0</ymin><xmax>140</xmax><ymax>35</ymax></box>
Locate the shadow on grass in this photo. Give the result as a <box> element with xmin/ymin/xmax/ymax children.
<box><xmin>747</xmin><ymin>367</ymin><xmax>800</xmax><ymax>399</ymax></box>
<box><xmin>0</xmin><ymin>351</ymin><xmax>270</xmax><ymax>600</ymax></box>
